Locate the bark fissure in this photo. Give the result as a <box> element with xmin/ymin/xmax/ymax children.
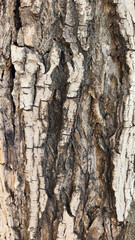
<box><xmin>14</xmin><ymin>0</ymin><xmax>22</xmax><ymax>32</ymax></box>
<box><xmin>0</xmin><ymin>0</ymin><xmax>134</xmax><ymax>239</ymax></box>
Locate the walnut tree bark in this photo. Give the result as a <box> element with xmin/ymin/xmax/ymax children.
<box><xmin>0</xmin><ymin>0</ymin><xmax>135</xmax><ymax>239</ymax></box>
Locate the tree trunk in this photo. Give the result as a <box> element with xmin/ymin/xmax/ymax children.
<box><xmin>0</xmin><ymin>0</ymin><xmax>135</xmax><ymax>239</ymax></box>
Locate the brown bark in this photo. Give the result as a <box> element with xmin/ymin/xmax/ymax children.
<box><xmin>0</xmin><ymin>0</ymin><xmax>135</xmax><ymax>239</ymax></box>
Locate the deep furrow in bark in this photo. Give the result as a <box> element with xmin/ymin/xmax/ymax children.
<box><xmin>0</xmin><ymin>0</ymin><xmax>134</xmax><ymax>239</ymax></box>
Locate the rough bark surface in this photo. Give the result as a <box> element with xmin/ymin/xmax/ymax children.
<box><xmin>0</xmin><ymin>0</ymin><xmax>135</xmax><ymax>239</ymax></box>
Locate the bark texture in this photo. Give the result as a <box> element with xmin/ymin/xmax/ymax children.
<box><xmin>0</xmin><ymin>0</ymin><xmax>135</xmax><ymax>239</ymax></box>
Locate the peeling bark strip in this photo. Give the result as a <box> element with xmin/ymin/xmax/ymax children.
<box><xmin>0</xmin><ymin>0</ymin><xmax>135</xmax><ymax>239</ymax></box>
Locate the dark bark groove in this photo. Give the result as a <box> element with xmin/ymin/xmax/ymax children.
<box><xmin>0</xmin><ymin>0</ymin><xmax>134</xmax><ymax>239</ymax></box>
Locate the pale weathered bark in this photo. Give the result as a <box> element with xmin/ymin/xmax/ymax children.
<box><xmin>0</xmin><ymin>0</ymin><xmax>135</xmax><ymax>239</ymax></box>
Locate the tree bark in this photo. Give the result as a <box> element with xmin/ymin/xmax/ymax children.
<box><xmin>0</xmin><ymin>0</ymin><xmax>135</xmax><ymax>239</ymax></box>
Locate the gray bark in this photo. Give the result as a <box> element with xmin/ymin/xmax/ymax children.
<box><xmin>0</xmin><ymin>0</ymin><xmax>135</xmax><ymax>239</ymax></box>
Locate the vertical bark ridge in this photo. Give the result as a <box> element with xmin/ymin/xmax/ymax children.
<box><xmin>0</xmin><ymin>0</ymin><xmax>134</xmax><ymax>239</ymax></box>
